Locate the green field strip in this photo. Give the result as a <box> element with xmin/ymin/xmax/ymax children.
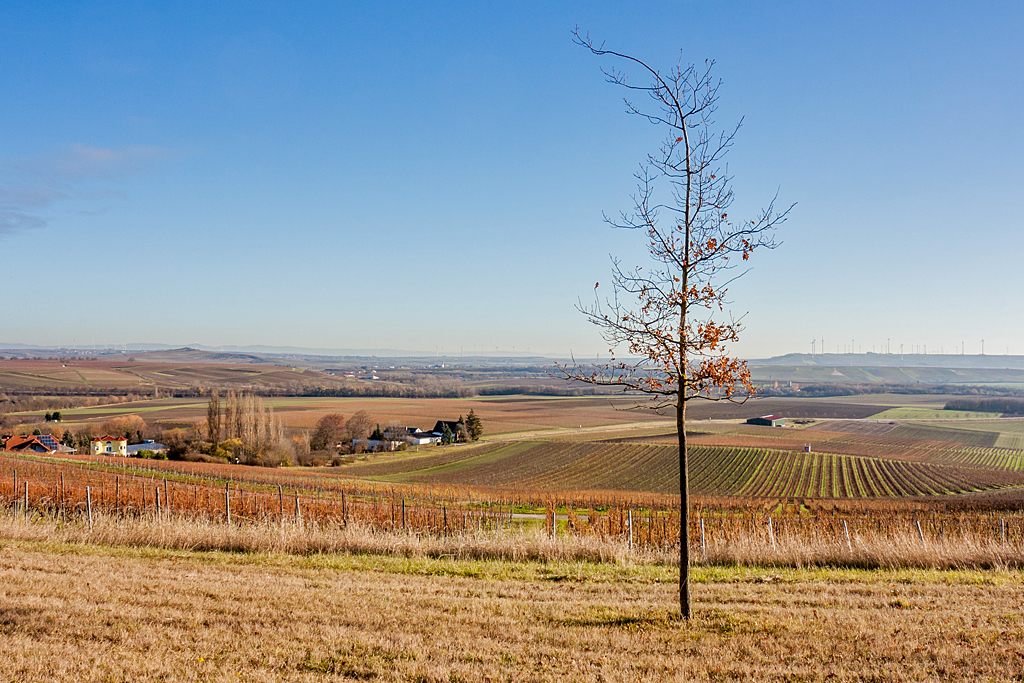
<box><xmin>854</xmin><ymin>456</ymin><xmax>873</xmax><ymax>497</ymax></box>
<box><xmin>834</xmin><ymin>455</ymin><xmax>847</xmax><ymax>497</ymax></box>
<box><xmin>868</xmin><ymin>459</ymin><xmax>896</xmax><ymax>496</ymax></box>
<box><xmin>739</xmin><ymin>451</ymin><xmax>777</xmax><ymax>497</ymax></box>
<box><xmin>795</xmin><ymin>455</ymin><xmax>814</xmax><ymax>498</ymax></box>
<box><xmin>996</xmin><ymin>432</ymin><xmax>1024</xmax><ymax>450</ymax></box>
<box><xmin>723</xmin><ymin>449</ymin><xmax>756</xmax><ymax>494</ymax></box>
<box><xmin>726</xmin><ymin>448</ymin><xmax>765</xmax><ymax>494</ymax></box>
<box><xmin>758</xmin><ymin>451</ymin><xmax>790</xmax><ymax>497</ymax></box>
<box><xmin>855</xmin><ymin>458</ymin><xmax>878</xmax><ymax>497</ymax></box>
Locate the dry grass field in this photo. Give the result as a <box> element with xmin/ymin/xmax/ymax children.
<box><xmin>1</xmin><ymin>530</ymin><xmax>1022</xmax><ymax>682</ymax></box>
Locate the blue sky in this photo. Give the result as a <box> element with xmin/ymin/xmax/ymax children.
<box><xmin>1</xmin><ymin>1</ymin><xmax>1022</xmax><ymax>358</ymax></box>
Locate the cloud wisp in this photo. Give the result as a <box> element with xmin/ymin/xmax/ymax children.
<box><xmin>0</xmin><ymin>144</ymin><xmax>176</xmax><ymax>237</ymax></box>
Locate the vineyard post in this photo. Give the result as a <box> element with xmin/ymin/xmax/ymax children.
<box><xmin>278</xmin><ymin>485</ymin><xmax>284</xmax><ymax>522</ymax></box>
<box><xmin>916</xmin><ymin>520</ymin><xmax>925</xmax><ymax>545</ymax></box>
<box><xmin>843</xmin><ymin>520</ymin><xmax>852</xmax><ymax>552</ymax></box>
<box><xmin>115</xmin><ymin>476</ymin><xmax>120</xmax><ymax>513</ymax></box>
<box><xmin>627</xmin><ymin>509</ymin><xmax>633</xmax><ymax>551</ymax></box>
<box><xmin>768</xmin><ymin>517</ymin><xmax>776</xmax><ymax>551</ymax></box>
<box><xmin>86</xmin><ymin>486</ymin><xmax>93</xmax><ymax>531</ymax></box>
<box><xmin>402</xmin><ymin>499</ymin><xmax>406</xmax><ymax>531</ymax></box>
<box><xmin>342</xmin><ymin>491</ymin><xmax>347</xmax><ymax>526</ymax></box>
<box><xmin>1001</xmin><ymin>518</ymin><xmax>1006</xmax><ymax>546</ymax></box>
<box><xmin>13</xmin><ymin>470</ymin><xmax>17</xmax><ymax>503</ymax></box>
<box><xmin>60</xmin><ymin>472</ymin><xmax>64</xmax><ymax>519</ymax></box>
<box><xmin>443</xmin><ymin>506</ymin><xmax>448</xmax><ymax>534</ymax></box>
<box><xmin>295</xmin><ymin>494</ymin><xmax>301</xmax><ymax>527</ymax></box>
<box><xmin>23</xmin><ymin>482</ymin><xmax>28</xmax><ymax>519</ymax></box>
<box><xmin>156</xmin><ymin>487</ymin><xmax>161</xmax><ymax>520</ymax></box>
<box><xmin>700</xmin><ymin>518</ymin><xmax>706</xmax><ymax>557</ymax></box>
<box><xmin>164</xmin><ymin>478</ymin><xmax>170</xmax><ymax>514</ymax></box>
<box><xmin>225</xmin><ymin>483</ymin><xmax>231</xmax><ymax>524</ymax></box>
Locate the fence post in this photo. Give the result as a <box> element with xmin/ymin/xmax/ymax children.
<box><xmin>628</xmin><ymin>509</ymin><xmax>633</xmax><ymax>551</ymax></box>
<box><xmin>916</xmin><ymin>520</ymin><xmax>925</xmax><ymax>545</ymax></box>
<box><xmin>768</xmin><ymin>516</ymin><xmax>776</xmax><ymax>551</ymax></box>
<box><xmin>843</xmin><ymin>520</ymin><xmax>852</xmax><ymax>552</ymax></box>
<box><xmin>225</xmin><ymin>483</ymin><xmax>231</xmax><ymax>524</ymax></box>
<box><xmin>86</xmin><ymin>486</ymin><xmax>93</xmax><ymax>532</ymax></box>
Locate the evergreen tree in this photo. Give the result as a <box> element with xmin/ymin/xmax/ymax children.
<box><xmin>465</xmin><ymin>409</ymin><xmax>483</xmax><ymax>441</ymax></box>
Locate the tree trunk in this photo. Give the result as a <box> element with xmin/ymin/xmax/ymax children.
<box><xmin>678</xmin><ymin>396</ymin><xmax>691</xmax><ymax>619</ymax></box>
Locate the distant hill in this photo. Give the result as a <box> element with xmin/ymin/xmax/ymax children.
<box><xmin>127</xmin><ymin>348</ymin><xmax>269</xmax><ymax>364</ymax></box>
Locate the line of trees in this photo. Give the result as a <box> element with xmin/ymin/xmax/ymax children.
<box><xmin>945</xmin><ymin>398</ymin><xmax>1024</xmax><ymax>414</ymax></box>
<box><xmin>205</xmin><ymin>390</ymin><xmax>287</xmax><ymax>464</ymax></box>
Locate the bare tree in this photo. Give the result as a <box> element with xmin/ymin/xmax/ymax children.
<box><xmin>344</xmin><ymin>410</ymin><xmax>374</xmax><ymax>442</ymax></box>
<box><xmin>563</xmin><ymin>30</ymin><xmax>792</xmax><ymax>619</ymax></box>
<box><xmin>310</xmin><ymin>413</ymin><xmax>346</xmax><ymax>451</ymax></box>
<box><xmin>206</xmin><ymin>389</ymin><xmax>221</xmax><ymax>444</ymax></box>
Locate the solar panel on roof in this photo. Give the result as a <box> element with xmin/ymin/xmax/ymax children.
<box><xmin>38</xmin><ymin>435</ymin><xmax>58</xmax><ymax>449</ymax></box>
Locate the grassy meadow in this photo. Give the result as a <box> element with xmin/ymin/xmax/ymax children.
<box><xmin>1</xmin><ymin>522</ymin><xmax>1023</xmax><ymax>682</ymax></box>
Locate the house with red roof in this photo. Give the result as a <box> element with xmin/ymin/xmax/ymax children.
<box><xmin>91</xmin><ymin>435</ymin><xmax>128</xmax><ymax>456</ymax></box>
<box><xmin>1</xmin><ymin>434</ymin><xmax>61</xmax><ymax>454</ymax></box>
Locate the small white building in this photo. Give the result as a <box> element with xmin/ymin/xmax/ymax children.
<box><xmin>404</xmin><ymin>428</ymin><xmax>441</xmax><ymax>446</ymax></box>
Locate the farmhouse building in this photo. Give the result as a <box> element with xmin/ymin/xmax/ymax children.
<box><xmin>91</xmin><ymin>435</ymin><xmax>128</xmax><ymax>456</ymax></box>
<box><xmin>746</xmin><ymin>415</ymin><xmax>786</xmax><ymax>427</ymax></box>
<box><xmin>351</xmin><ymin>438</ymin><xmax>402</xmax><ymax>452</ymax></box>
<box><xmin>404</xmin><ymin>428</ymin><xmax>441</xmax><ymax>446</ymax></box>
<box><xmin>1</xmin><ymin>434</ymin><xmax>60</xmax><ymax>454</ymax></box>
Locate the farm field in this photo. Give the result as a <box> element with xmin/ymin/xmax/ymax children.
<box><xmin>868</xmin><ymin>407</ymin><xmax>1001</xmax><ymax>420</ymax></box>
<box><xmin>1</xmin><ymin>528</ymin><xmax>1023</xmax><ymax>682</ymax></box>
<box><xmin>8</xmin><ymin>394</ymin><xmax>903</xmax><ymax>435</ymax></box>
<box><xmin>0</xmin><ymin>358</ymin><xmax>335</xmax><ymax>393</ymax></box>
<box><xmin>340</xmin><ymin>439</ymin><xmax>1024</xmax><ymax>498</ymax></box>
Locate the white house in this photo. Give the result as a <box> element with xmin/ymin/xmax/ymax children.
<box><xmin>404</xmin><ymin>428</ymin><xmax>441</xmax><ymax>446</ymax></box>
